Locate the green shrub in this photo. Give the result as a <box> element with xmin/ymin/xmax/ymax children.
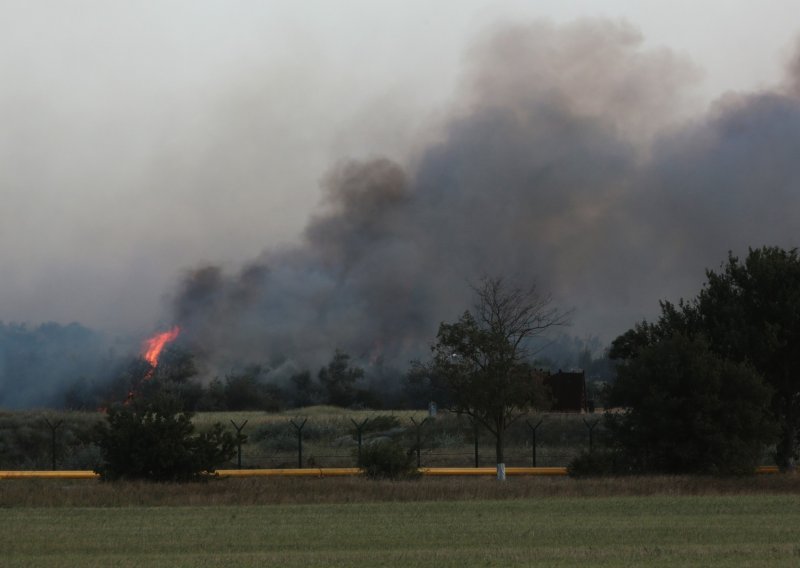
<box><xmin>357</xmin><ymin>440</ymin><xmax>419</xmax><ymax>480</ymax></box>
<box><xmin>94</xmin><ymin>395</ymin><xmax>241</xmax><ymax>481</ymax></box>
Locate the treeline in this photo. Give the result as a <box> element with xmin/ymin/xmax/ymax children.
<box><xmin>62</xmin><ymin>345</ymin><xmax>612</xmax><ymax>414</ymax></box>
<box><xmin>574</xmin><ymin>246</ymin><xmax>800</xmax><ymax>475</ymax></box>
<box><xmin>62</xmin><ymin>349</ymin><xmax>416</xmax><ymax>412</ymax></box>
<box><xmin>196</xmin><ymin>350</ymin><xmax>402</xmax><ymax>411</ymax></box>
<box><xmin>0</xmin><ymin>319</ymin><xmax>611</xmax><ymax>412</ymax></box>
<box><xmin>0</xmin><ymin>321</ymin><xmax>113</xmax><ymax>408</ymax></box>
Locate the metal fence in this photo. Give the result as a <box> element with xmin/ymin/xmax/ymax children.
<box><xmin>0</xmin><ymin>411</ymin><xmax>604</xmax><ymax>471</ymax></box>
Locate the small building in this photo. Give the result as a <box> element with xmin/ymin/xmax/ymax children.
<box><xmin>542</xmin><ymin>369</ymin><xmax>588</xmax><ymax>413</ymax></box>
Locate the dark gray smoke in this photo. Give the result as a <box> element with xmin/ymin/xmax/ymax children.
<box><xmin>172</xmin><ymin>20</ymin><xmax>800</xmax><ymax>374</ymax></box>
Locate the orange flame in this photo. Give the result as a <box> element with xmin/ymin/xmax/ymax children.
<box><xmin>142</xmin><ymin>326</ymin><xmax>180</xmax><ymax>368</ymax></box>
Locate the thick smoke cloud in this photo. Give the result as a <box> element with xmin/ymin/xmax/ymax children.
<box><xmin>173</xmin><ymin>19</ymin><xmax>800</xmax><ymax>374</ymax></box>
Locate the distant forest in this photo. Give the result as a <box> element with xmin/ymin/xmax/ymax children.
<box><xmin>0</xmin><ymin>321</ymin><xmax>613</xmax><ymax>410</ymax></box>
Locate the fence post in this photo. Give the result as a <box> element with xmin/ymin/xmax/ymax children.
<box><xmin>350</xmin><ymin>418</ymin><xmax>369</xmax><ymax>464</ymax></box>
<box><xmin>290</xmin><ymin>418</ymin><xmax>307</xmax><ymax>468</ymax></box>
<box><xmin>410</xmin><ymin>417</ymin><xmax>429</xmax><ymax>468</ymax></box>
<box><xmin>229</xmin><ymin>420</ymin><xmax>248</xmax><ymax>469</ymax></box>
<box><xmin>583</xmin><ymin>418</ymin><xmax>599</xmax><ymax>454</ymax></box>
<box><xmin>43</xmin><ymin>417</ymin><xmax>63</xmax><ymax>471</ymax></box>
<box><xmin>472</xmin><ymin>419</ymin><xmax>480</xmax><ymax>468</ymax></box>
<box><xmin>526</xmin><ymin>418</ymin><xmax>543</xmax><ymax>467</ymax></box>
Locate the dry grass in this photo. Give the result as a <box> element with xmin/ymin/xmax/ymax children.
<box><xmin>193</xmin><ymin>407</ymin><xmax>594</xmax><ymax>468</ymax></box>
<box><xmin>191</xmin><ymin>406</ymin><xmax>428</xmax><ymax>428</ymax></box>
<box><xmin>2</xmin><ymin>474</ymin><xmax>800</xmax><ymax>508</ymax></box>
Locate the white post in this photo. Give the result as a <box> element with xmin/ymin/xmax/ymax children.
<box><xmin>497</xmin><ymin>463</ymin><xmax>506</xmax><ymax>481</ymax></box>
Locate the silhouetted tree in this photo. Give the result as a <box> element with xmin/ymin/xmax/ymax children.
<box><xmin>697</xmin><ymin>247</ymin><xmax>800</xmax><ymax>469</ymax></box>
<box><xmin>611</xmin><ymin>247</ymin><xmax>800</xmax><ymax>469</ymax></box>
<box><xmin>422</xmin><ymin>277</ymin><xmax>567</xmax><ymax>478</ymax></box>
<box><xmin>133</xmin><ymin>347</ymin><xmax>204</xmax><ymax>411</ymax></box>
<box><xmin>290</xmin><ymin>370</ymin><xmax>321</xmax><ymax>407</ymax></box>
<box><xmin>197</xmin><ymin>378</ymin><xmax>227</xmax><ymax>411</ymax></box>
<box><xmin>318</xmin><ymin>350</ymin><xmax>364</xmax><ymax>407</ymax></box>
<box><xmin>222</xmin><ymin>367</ymin><xmax>284</xmax><ymax>411</ymax></box>
<box><xmin>607</xmin><ymin>334</ymin><xmax>775</xmax><ymax>474</ymax></box>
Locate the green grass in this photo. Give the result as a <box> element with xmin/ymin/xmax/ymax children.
<box><xmin>4</xmin><ymin>475</ymin><xmax>800</xmax><ymax>507</ymax></box>
<box><xmin>2</xmin><ymin>495</ymin><xmax>800</xmax><ymax>567</ymax></box>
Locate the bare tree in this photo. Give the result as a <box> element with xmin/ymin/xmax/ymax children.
<box><xmin>426</xmin><ymin>277</ymin><xmax>569</xmax><ymax>479</ymax></box>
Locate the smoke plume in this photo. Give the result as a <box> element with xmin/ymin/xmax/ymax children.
<box><xmin>171</xmin><ymin>19</ymin><xmax>800</xmax><ymax>373</ymax></box>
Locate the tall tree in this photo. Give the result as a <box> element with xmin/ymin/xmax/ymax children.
<box><xmin>697</xmin><ymin>247</ymin><xmax>800</xmax><ymax>468</ymax></box>
<box><xmin>289</xmin><ymin>370</ymin><xmax>321</xmax><ymax>408</ymax></box>
<box><xmin>318</xmin><ymin>350</ymin><xmax>364</xmax><ymax>407</ymax></box>
<box><xmin>608</xmin><ymin>334</ymin><xmax>775</xmax><ymax>474</ymax></box>
<box><xmin>425</xmin><ymin>277</ymin><xmax>568</xmax><ymax>479</ymax></box>
<box><xmin>610</xmin><ymin>247</ymin><xmax>800</xmax><ymax>469</ymax></box>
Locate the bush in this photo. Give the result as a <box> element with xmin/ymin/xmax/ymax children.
<box><xmin>93</xmin><ymin>395</ymin><xmax>241</xmax><ymax>481</ymax></box>
<box><xmin>608</xmin><ymin>334</ymin><xmax>776</xmax><ymax>475</ymax></box>
<box><xmin>357</xmin><ymin>440</ymin><xmax>419</xmax><ymax>480</ymax></box>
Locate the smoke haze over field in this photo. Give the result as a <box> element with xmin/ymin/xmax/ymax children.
<box><xmin>174</xmin><ymin>20</ymin><xmax>800</xmax><ymax>371</ymax></box>
<box><xmin>3</xmin><ymin>3</ymin><xmax>800</xmax><ymax>397</ymax></box>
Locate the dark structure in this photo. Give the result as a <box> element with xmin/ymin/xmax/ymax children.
<box><xmin>542</xmin><ymin>370</ymin><xmax>588</xmax><ymax>413</ymax></box>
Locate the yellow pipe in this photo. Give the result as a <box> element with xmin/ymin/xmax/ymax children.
<box><xmin>419</xmin><ymin>467</ymin><xmax>567</xmax><ymax>476</ymax></box>
<box><xmin>0</xmin><ymin>465</ymin><xmax>785</xmax><ymax>479</ymax></box>
<box><xmin>0</xmin><ymin>470</ymin><xmax>99</xmax><ymax>479</ymax></box>
<box><xmin>215</xmin><ymin>468</ymin><xmax>362</xmax><ymax>478</ymax></box>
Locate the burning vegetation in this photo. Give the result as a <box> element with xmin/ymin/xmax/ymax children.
<box><xmin>142</xmin><ymin>326</ymin><xmax>181</xmax><ymax>370</ymax></box>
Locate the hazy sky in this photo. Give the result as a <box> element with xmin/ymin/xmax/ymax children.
<box><xmin>2</xmin><ymin>1</ymin><xmax>799</xmax><ymax>335</ymax></box>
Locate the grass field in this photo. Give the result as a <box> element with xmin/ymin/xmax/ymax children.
<box><xmin>2</xmin><ymin>495</ymin><xmax>800</xmax><ymax>567</ymax></box>
<box><xmin>2</xmin><ymin>476</ymin><xmax>800</xmax><ymax>566</ymax></box>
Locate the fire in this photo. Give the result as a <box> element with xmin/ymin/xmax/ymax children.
<box><xmin>142</xmin><ymin>326</ymin><xmax>180</xmax><ymax>368</ymax></box>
